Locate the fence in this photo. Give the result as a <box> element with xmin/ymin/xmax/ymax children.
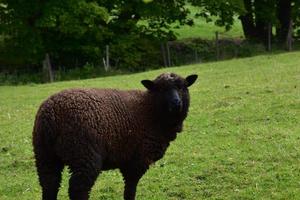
<box><xmin>160</xmin><ymin>32</ymin><xmax>254</xmax><ymax>67</ymax></box>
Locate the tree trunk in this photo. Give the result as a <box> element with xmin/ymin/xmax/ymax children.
<box><xmin>254</xmin><ymin>0</ymin><xmax>269</xmax><ymax>44</ymax></box>
<box><xmin>239</xmin><ymin>0</ymin><xmax>257</xmax><ymax>39</ymax></box>
<box><xmin>276</xmin><ymin>0</ymin><xmax>292</xmax><ymax>43</ymax></box>
<box><xmin>286</xmin><ymin>20</ymin><xmax>293</xmax><ymax>51</ymax></box>
<box><xmin>255</xmin><ymin>20</ymin><xmax>269</xmax><ymax>44</ymax></box>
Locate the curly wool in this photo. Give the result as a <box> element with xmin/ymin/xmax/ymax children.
<box><xmin>34</xmin><ymin>88</ymin><xmax>167</xmax><ymax>166</ymax></box>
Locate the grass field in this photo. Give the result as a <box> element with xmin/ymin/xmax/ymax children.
<box><xmin>175</xmin><ymin>17</ymin><xmax>243</xmax><ymax>40</ymax></box>
<box><xmin>174</xmin><ymin>6</ymin><xmax>243</xmax><ymax>39</ymax></box>
<box><xmin>0</xmin><ymin>52</ymin><xmax>299</xmax><ymax>199</ymax></box>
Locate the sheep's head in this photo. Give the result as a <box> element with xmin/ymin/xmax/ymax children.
<box><xmin>141</xmin><ymin>72</ymin><xmax>197</xmax><ymax>122</ymax></box>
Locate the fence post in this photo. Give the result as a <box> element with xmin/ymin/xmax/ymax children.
<box><xmin>166</xmin><ymin>41</ymin><xmax>171</xmax><ymax>67</ymax></box>
<box><xmin>105</xmin><ymin>45</ymin><xmax>110</xmax><ymax>71</ymax></box>
<box><xmin>194</xmin><ymin>49</ymin><xmax>199</xmax><ymax>63</ymax></box>
<box><xmin>215</xmin><ymin>31</ymin><xmax>220</xmax><ymax>60</ymax></box>
<box><xmin>267</xmin><ymin>23</ymin><xmax>272</xmax><ymax>51</ymax></box>
<box><xmin>42</xmin><ymin>53</ymin><xmax>54</xmax><ymax>82</ymax></box>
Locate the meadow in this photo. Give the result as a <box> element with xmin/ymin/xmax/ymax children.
<box><xmin>174</xmin><ymin>6</ymin><xmax>244</xmax><ymax>39</ymax></box>
<box><xmin>0</xmin><ymin>52</ymin><xmax>299</xmax><ymax>199</ymax></box>
<box><xmin>175</xmin><ymin>19</ymin><xmax>243</xmax><ymax>40</ymax></box>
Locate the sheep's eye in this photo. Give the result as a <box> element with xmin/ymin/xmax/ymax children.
<box><xmin>157</xmin><ymin>87</ymin><xmax>167</xmax><ymax>92</ymax></box>
<box><xmin>176</xmin><ymin>84</ymin><xmax>184</xmax><ymax>90</ymax></box>
<box><xmin>174</xmin><ymin>80</ymin><xmax>184</xmax><ymax>90</ymax></box>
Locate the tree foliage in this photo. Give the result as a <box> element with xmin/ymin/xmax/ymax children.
<box><xmin>0</xmin><ymin>0</ymin><xmax>190</xmax><ymax>70</ymax></box>
<box><xmin>190</xmin><ymin>0</ymin><xmax>300</xmax><ymax>44</ymax></box>
<box><xmin>1</xmin><ymin>0</ymin><xmax>300</xmax><ymax>72</ymax></box>
<box><xmin>189</xmin><ymin>0</ymin><xmax>245</xmax><ymax>30</ymax></box>
<box><xmin>0</xmin><ymin>0</ymin><xmax>110</xmax><ymax>68</ymax></box>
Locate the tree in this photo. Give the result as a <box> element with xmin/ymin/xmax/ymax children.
<box><xmin>0</xmin><ymin>0</ymin><xmax>109</xmax><ymax>69</ymax></box>
<box><xmin>277</xmin><ymin>0</ymin><xmax>292</xmax><ymax>42</ymax></box>
<box><xmin>0</xmin><ymin>0</ymin><xmax>191</xmax><ymax>71</ymax></box>
<box><xmin>293</xmin><ymin>1</ymin><xmax>300</xmax><ymax>38</ymax></box>
<box><xmin>191</xmin><ymin>0</ymin><xmax>299</xmax><ymax>45</ymax></box>
<box><xmin>239</xmin><ymin>0</ymin><xmax>256</xmax><ymax>39</ymax></box>
<box><xmin>97</xmin><ymin>0</ymin><xmax>191</xmax><ymax>69</ymax></box>
<box><xmin>239</xmin><ymin>0</ymin><xmax>278</xmax><ymax>43</ymax></box>
<box><xmin>239</xmin><ymin>0</ymin><xmax>300</xmax><ymax>44</ymax></box>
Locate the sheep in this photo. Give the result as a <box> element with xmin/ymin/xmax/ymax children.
<box><xmin>32</xmin><ymin>72</ymin><xmax>198</xmax><ymax>200</ymax></box>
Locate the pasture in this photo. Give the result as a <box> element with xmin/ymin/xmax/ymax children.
<box><xmin>174</xmin><ymin>6</ymin><xmax>243</xmax><ymax>39</ymax></box>
<box><xmin>0</xmin><ymin>52</ymin><xmax>299</xmax><ymax>199</ymax></box>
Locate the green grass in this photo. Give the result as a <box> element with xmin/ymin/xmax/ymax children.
<box><xmin>174</xmin><ymin>6</ymin><xmax>243</xmax><ymax>39</ymax></box>
<box><xmin>0</xmin><ymin>52</ymin><xmax>299</xmax><ymax>199</ymax></box>
<box><xmin>175</xmin><ymin>17</ymin><xmax>243</xmax><ymax>40</ymax></box>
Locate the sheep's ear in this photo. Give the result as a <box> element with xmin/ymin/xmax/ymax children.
<box><xmin>141</xmin><ymin>80</ymin><xmax>155</xmax><ymax>90</ymax></box>
<box><xmin>186</xmin><ymin>74</ymin><xmax>198</xmax><ymax>87</ymax></box>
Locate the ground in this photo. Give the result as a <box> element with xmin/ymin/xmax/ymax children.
<box><xmin>0</xmin><ymin>52</ymin><xmax>299</xmax><ymax>199</ymax></box>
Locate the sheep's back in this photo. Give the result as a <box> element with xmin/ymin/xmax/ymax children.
<box><xmin>35</xmin><ymin>88</ymin><xmax>144</xmax><ymax>165</ymax></box>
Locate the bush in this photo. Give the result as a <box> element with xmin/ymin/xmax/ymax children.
<box><xmin>0</xmin><ymin>36</ymin><xmax>279</xmax><ymax>85</ymax></box>
<box><xmin>109</xmin><ymin>34</ymin><xmax>162</xmax><ymax>71</ymax></box>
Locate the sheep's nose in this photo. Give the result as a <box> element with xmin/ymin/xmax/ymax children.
<box><xmin>167</xmin><ymin>89</ymin><xmax>182</xmax><ymax>112</ymax></box>
<box><xmin>172</xmin><ymin>98</ymin><xmax>181</xmax><ymax>106</ymax></box>
<box><xmin>171</xmin><ymin>98</ymin><xmax>182</xmax><ymax>110</ymax></box>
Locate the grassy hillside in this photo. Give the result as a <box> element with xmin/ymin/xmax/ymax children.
<box><xmin>0</xmin><ymin>52</ymin><xmax>299</xmax><ymax>199</ymax></box>
<box><xmin>175</xmin><ymin>17</ymin><xmax>243</xmax><ymax>40</ymax></box>
<box><xmin>174</xmin><ymin>6</ymin><xmax>243</xmax><ymax>39</ymax></box>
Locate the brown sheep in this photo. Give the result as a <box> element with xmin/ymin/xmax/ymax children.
<box><xmin>32</xmin><ymin>72</ymin><xmax>197</xmax><ymax>200</ymax></box>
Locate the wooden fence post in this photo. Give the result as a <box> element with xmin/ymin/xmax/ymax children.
<box><xmin>42</xmin><ymin>53</ymin><xmax>54</xmax><ymax>82</ymax></box>
<box><xmin>194</xmin><ymin>49</ymin><xmax>199</xmax><ymax>63</ymax></box>
<box><xmin>267</xmin><ymin>23</ymin><xmax>272</xmax><ymax>51</ymax></box>
<box><xmin>103</xmin><ymin>45</ymin><xmax>110</xmax><ymax>71</ymax></box>
<box><xmin>215</xmin><ymin>31</ymin><xmax>220</xmax><ymax>60</ymax></box>
<box><xmin>166</xmin><ymin>42</ymin><xmax>171</xmax><ymax>67</ymax></box>
<box><xmin>105</xmin><ymin>45</ymin><xmax>110</xmax><ymax>71</ymax></box>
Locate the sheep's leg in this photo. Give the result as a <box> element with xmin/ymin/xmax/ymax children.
<box><xmin>35</xmin><ymin>152</ymin><xmax>64</xmax><ymax>200</ymax></box>
<box><xmin>68</xmin><ymin>151</ymin><xmax>102</xmax><ymax>200</ymax></box>
<box><xmin>121</xmin><ymin>165</ymin><xmax>148</xmax><ymax>200</ymax></box>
